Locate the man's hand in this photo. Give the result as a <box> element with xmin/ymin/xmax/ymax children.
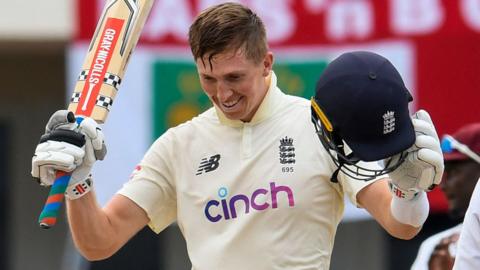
<box><xmin>428</xmin><ymin>233</ymin><xmax>459</xmax><ymax>270</ymax></box>
<box><xmin>32</xmin><ymin>110</ymin><xmax>106</xmax><ymax>199</ymax></box>
<box><xmin>387</xmin><ymin>110</ymin><xmax>444</xmax><ymax>200</ymax></box>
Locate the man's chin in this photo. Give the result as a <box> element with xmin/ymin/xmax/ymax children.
<box><xmin>224</xmin><ymin>112</ymin><xmax>242</xmax><ymax>120</ymax></box>
<box><xmin>223</xmin><ymin>110</ymin><xmax>252</xmax><ymax>122</ymax></box>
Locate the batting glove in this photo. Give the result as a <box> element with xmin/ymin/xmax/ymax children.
<box><xmin>387</xmin><ymin>110</ymin><xmax>444</xmax><ymax>200</ymax></box>
<box><xmin>32</xmin><ymin>110</ymin><xmax>107</xmax><ymax>199</ymax></box>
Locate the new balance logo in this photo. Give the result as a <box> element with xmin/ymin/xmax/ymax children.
<box><xmin>196</xmin><ymin>154</ymin><xmax>221</xmax><ymax>175</ymax></box>
<box><xmin>383</xmin><ymin>111</ymin><xmax>395</xmax><ymax>134</ymax></box>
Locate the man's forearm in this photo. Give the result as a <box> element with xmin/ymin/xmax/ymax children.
<box><xmin>66</xmin><ymin>191</ymin><xmax>119</xmax><ymax>260</ymax></box>
<box><xmin>359</xmin><ymin>179</ymin><xmax>423</xmax><ymax>240</ymax></box>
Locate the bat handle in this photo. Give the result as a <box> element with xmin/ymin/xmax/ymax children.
<box><xmin>38</xmin><ymin>171</ymin><xmax>71</xmax><ymax>229</ymax></box>
<box><xmin>37</xmin><ymin>126</ymin><xmax>85</xmax><ymax>229</ymax></box>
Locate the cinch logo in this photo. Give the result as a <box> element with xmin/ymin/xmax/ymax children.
<box><xmin>204</xmin><ymin>182</ymin><xmax>295</xmax><ymax>223</ymax></box>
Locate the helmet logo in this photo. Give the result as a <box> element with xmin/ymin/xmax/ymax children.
<box><xmin>383</xmin><ymin>111</ymin><xmax>396</xmax><ymax>134</ymax></box>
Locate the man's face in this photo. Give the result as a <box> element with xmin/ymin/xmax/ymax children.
<box><xmin>440</xmin><ymin>160</ymin><xmax>480</xmax><ymax>220</ymax></box>
<box><xmin>196</xmin><ymin>49</ymin><xmax>273</xmax><ymax>122</ymax></box>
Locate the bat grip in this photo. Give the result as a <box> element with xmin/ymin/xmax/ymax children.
<box><xmin>38</xmin><ymin>171</ymin><xmax>71</xmax><ymax>229</ymax></box>
<box><xmin>37</xmin><ymin>128</ymin><xmax>85</xmax><ymax>229</ymax></box>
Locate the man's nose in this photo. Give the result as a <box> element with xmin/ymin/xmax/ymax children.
<box><xmin>216</xmin><ymin>81</ymin><xmax>233</xmax><ymax>101</ymax></box>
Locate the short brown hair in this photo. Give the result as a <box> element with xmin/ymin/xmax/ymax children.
<box><xmin>188</xmin><ymin>2</ymin><xmax>268</xmax><ymax>67</ymax></box>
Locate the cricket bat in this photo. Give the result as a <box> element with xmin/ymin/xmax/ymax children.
<box><xmin>38</xmin><ymin>0</ymin><xmax>154</xmax><ymax>229</ymax></box>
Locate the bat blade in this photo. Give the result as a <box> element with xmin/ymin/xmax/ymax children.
<box><xmin>69</xmin><ymin>0</ymin><xmax>154</xmax><ymax>123</ymax></box>
<box><xmin>38</xmin><ymin>0</ymin><xmax>154</xmax><ymax>229</ymax></box>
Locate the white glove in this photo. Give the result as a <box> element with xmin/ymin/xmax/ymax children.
<box><xmin>387</xmin><ymin>110</ymin><xmax>444</xmax><ymax>200</ymax></box>
<box><xmin>32</xmin><ymin>110</ymin><xmax>106</xmax><ymax>191</ymax></box>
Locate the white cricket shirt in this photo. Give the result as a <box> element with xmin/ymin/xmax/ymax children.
<box><xmin>410</xmin><ymin>224</ymin><xmax>462</xmax><ymax>270</ymax></box>
<box><xmin>453</xmin><ymin>178</ymin><xmax>480</xmax><ymax>270</ymax></box>
<box><xmin>119</xmin><ymin>72</ymin><xmax>380</xmax><ymax>270</ymax></box>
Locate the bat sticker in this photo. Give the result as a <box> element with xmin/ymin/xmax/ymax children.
<box><xmin>77</xmin><ymin>17</ymin><xmax>124</xmax><ymax>115</ymax></box>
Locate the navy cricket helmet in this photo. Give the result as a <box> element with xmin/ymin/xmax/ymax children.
<box><xmin>310</xmin><ymin>51</ymin><xmax>415</xmax><ymax>181</ymax></box>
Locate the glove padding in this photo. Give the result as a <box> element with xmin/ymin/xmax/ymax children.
<box><xmin>32</xmin><ymin>110</ymin><xmax>106</xmax><ymax>186</ymax></box>
<box><xmin>387</xmin><ymin>110</ymin><xmax>444</xmax><ymax>200</ymax></box>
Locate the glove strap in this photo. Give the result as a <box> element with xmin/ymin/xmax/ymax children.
<box><xmin>65</xmin><ymin>177</ymin><xmax>93</xmax><ymax>200</ymax></box>
<box><xmin>388</xmin><ymin>181</ymin><xmax>419</xmax><ymax>201</ymax></box>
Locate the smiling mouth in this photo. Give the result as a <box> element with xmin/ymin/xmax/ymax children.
<box><xmin>222</xmin><ymin>97</ymin><xmax>243</xmax><ymax>109</ymax></box>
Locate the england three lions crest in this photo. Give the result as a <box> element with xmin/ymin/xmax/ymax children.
<box><xmin>279</xmin><ymin>136</ymin><xmax>296</xmax><ymax>164</ymax></box>
<box><xmin>383</xmin><ymin>111</ymin><xmax>395</xmax><ymax>134</ymax></box>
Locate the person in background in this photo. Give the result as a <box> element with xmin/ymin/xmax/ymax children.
<box><xmin>411</xmin><ymin>123</ymin><xmax>480</xmax><ymax>270</ymax></box>
<box><xmin>452</xmin><ymin>125</ymin><xmax>480</xmax><ymax>269</ymax></box>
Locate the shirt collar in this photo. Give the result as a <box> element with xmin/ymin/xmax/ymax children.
<box><xmin>214</xmin><ymin>71</ymin><xmax>283</xmax><ymax>127</ymax></box>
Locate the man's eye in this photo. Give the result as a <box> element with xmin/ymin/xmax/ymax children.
<box><xmin>227</xmin><ymin>75</ymin><xmax>241</xmax><ymax>81</ymax></box>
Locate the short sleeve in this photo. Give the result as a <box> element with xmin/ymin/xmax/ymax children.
<box><xmin>117</xmin><ymin>131</ymin><xmax>177</xmax><ymax>233</ymax></box>
<box><xmin>336</xmin><ymin>160</ymin><xmax>384</xmax><ymax>207</ymax></box>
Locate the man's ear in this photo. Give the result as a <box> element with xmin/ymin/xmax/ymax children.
<box><xmin>263</xmin><ymin>52</ymin><xmax>274</xmax><ymax>76</ymax></box>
